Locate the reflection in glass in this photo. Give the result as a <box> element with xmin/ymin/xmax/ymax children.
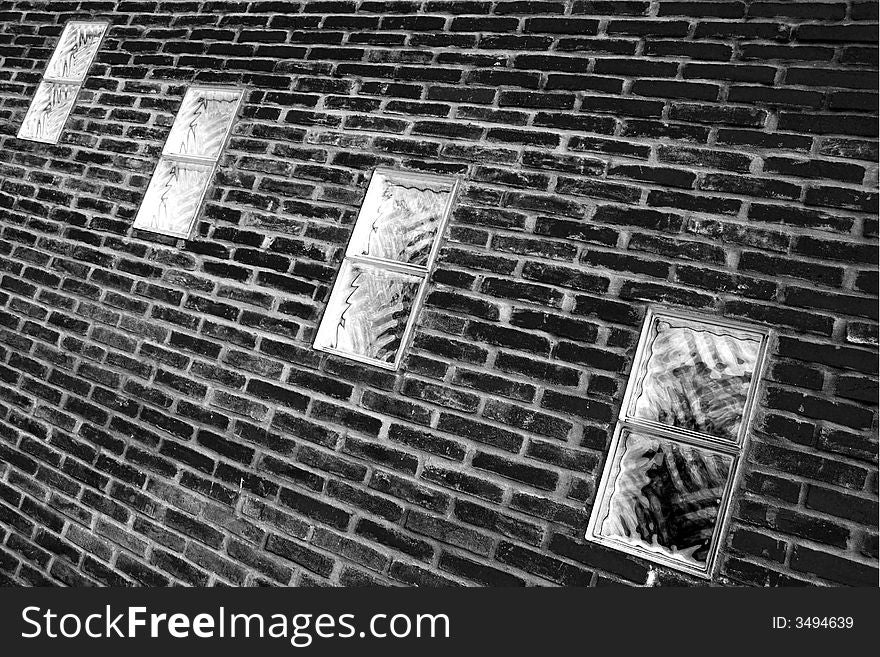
<box><xmin>44</xmin><ymin>22</ymin><xmax>107</xmax><ymax>81</ymax></box>
<box><xmin>596</xmin><ymin>430</ymin><xmax>733</xmax><ymax>567</ymax></box>
<box><xmin>18</xmin><ymin>21</ymin><xmax>106</xmax><ymax>144</ymax></box>
<box><xmin>315</xmin><ymin>261</ymin><xmax>422</xmax><ymax>365</ymax></box>
<box><xmin>132</xmin><ymin>160</ymin><xmax>212</xmax><ymax>237</ymax></box>
<box><xmin>163</xmin><ymin>88</ymin><xmax>242</xmax><ymax>160</ymax></box>
<box><xmin>133</xmin><ymin>86</ymin><xmax>241</xmax><ymax>237</ymax></box>
<box><xmin>347</xmin><ymin>173</ymin><xmax>454</xmax><ymax>268</ymax></box>
<box><xmin>630</xmin><ymin>319</ymin><xmax>761</xmax><ymax>442</ymax></box>
<box><xmin>18</xmin><ymin>82</ymin><xmax>79</xmax><ymax>143</ymax></box>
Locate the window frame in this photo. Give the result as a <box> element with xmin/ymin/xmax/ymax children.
<box><xmin>17</xmin><ymin>19</ymin><xmax>110</xmax><ymax>145</ymax></box>
<box><xmin>585</xmin><ymin>307</ymin><xmax>771</xmax><ymax>579</ymax></box>
<box><xmin>131</xmin><ymin>84</ymin><xmax>244</xmax><ymax>239</ymax></box>
<box><xmin>313</xmin><ymin>167</ymin><xmax>461</xmax><ymax>371</ymax></box>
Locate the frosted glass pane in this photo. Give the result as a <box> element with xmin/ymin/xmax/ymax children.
<box><xmin>315</xmin><ymin>261</ymin><xmax>423</xmax><ymax>365</ymax></box>
<box><xmin>628</xmin><ymin>316</ymin><xmax>762</xmax><ymax>443</ymax></box>
<box><xmin>595</xmin><ymin>429</ymin><xmax>733</xmax><ymax>568</ymax></box>
<box><xmin>17</xmin><ymin>81</ymin><xmax>79</xmax><ymax>143</ymax></box>
<box><xmin>44</xmin><ymin>22</ymin><xmax>107</xmax><ymax>81</ymax></box>
<box><xmin>132</xmin><ymin>159</ymin><xmax>213</xmax><ymax>238</ymax></box>
<box><xmin>163</xmin><ymin>87</ymin><xmax>242</xmax><ymax>159</ymax></box>
<box><xmin>346</xmin><ymin>171</ymin><xmax>455</xmax><ymax>268</ymax></box>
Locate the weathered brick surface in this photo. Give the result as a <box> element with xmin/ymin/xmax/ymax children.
<box><xmin>0</xmin><ymin>0</ymin><xmax>876</xmax><ymax>587</ymax></box>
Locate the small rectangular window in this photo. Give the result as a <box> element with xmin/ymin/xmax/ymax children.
<box><xmin>18</xmin><ymin>20</ymin><xmax>109</xmax><ymax>144</ymax></box>
<box><xmin>132</xmin><ymin>85</ymin><xmax>243</xmax><ymax>238</ymax></box>
<box><xmin>586</xmin><ymin>308</ymin><xmax>769</xmax><ymax>578</ymax></box>
<box><xmin>314</xmin><ymin>168</ymin><xmax>460</xmax><ymax>370</ymax></box>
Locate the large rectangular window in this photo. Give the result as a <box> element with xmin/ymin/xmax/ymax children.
<box><xmin>18</xmin><ymin>20</ymin><xmax>109</xmax><ymax>144</ymax></box>
<box><xmin>314</xmin><ymin>168</ymin><xmax>460</xmax><ymax>370</ymax></box>
<box><xmin>132</xmin><ymin>85</ymin><xmax>243</xmax><ymax>238</ymax></box>
<box><xmin>586</xmin><ymin>308</ymin><xmax>769</xmax><ymax>578</ymax></box>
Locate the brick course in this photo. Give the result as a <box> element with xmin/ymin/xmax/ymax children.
<box><xmin>0</xmin><ymin>0</ymin><xmax>877</xmax><ymax>587</ymax></box>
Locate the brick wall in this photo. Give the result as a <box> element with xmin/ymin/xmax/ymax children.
<box><xmin>0</xmin><ymin>0</ymin><xmax>877</xmax><ymax>588</ymax></box>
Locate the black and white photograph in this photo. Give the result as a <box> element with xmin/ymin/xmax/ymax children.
<box><xmin>0</xmin><ymin>0</ymin><xmax>876</xmax><ymax>652</ymax></box>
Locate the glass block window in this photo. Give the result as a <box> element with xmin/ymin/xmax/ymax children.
<box><xmin>586</xmin><ymin>308</ymin><xmax>769</xmax><ymax>578</ymax></box>
<box><xmin>18</xmin><ymin>20</ymin><xmax>109</xmax><ymax>144</ymax></box>
<box><xmin>132</xmin><ymin>85</ymin><xmax>243</xmax><ymax>238</ymax></box>
<box><xmin>314</xmin><ymin>168</ymin><xmax>460</xmax><ymax>370</ymax></box>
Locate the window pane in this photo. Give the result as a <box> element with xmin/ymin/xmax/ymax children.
<box><xmin>44</xmin><ymin>22</ymin><xmax>106</xmax><ymax>81</ymax></box>
<box><xmin>315</xmin><ymin>261</ymin><xmax>423</xmax><ymax>366</ymax></box>
<box><xmin>628</xmin><ymin>315</ymin><xmax>762</xmax><ymax>443</ymax></box>
<box><xmin>17</xmin><ymin>81</ymin><xmax>79</xmax><ymax>143</ymax></box>
<box><xmin>346</xmin><ymin>171</ymin><xmax>455</xmax><ymax>268</ymax></box>
<box><xmin>594</xmin><ymin>429</ymin><xmax>734</xmax><ymax>569</ymax></box>
<box><xmin>163</xmin><ymin>87</ymin><xmax>242</xmax><ymax>159</ymax></box>
<box><xmin>132</xmin><ymin>159</ymin><xmax>213</xmax><ymax>238</ymax></box>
